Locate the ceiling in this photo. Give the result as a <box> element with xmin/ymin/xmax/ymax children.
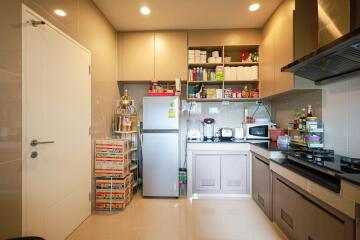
<box><xmin>93</xmin><ymin>0</ymin><xmax>283</xmax><ymax>31</ymax></box>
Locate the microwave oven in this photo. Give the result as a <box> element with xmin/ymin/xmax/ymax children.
<box><xmin>244</xmin><ymin>123</ymin><xmax>275</xmax><ymax>139</ymax></box>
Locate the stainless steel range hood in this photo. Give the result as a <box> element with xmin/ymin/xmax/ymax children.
<box><xmin>281</xmin><ymin>27</ymin><xmax>360</xmax><ymax>83</ymax></box>
<box><xmin>282</xmin><ymin>0</ymin><xmax>360</xmax><ymax>83</ymax></box>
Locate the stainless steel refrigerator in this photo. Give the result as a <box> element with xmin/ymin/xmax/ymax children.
<box><xmin>142</xmin><ymin>96</ymin><xmax>180</xmax><ymax>197</ymax></box>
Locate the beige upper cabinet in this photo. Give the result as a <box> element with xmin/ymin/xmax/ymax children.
<box><xmin>274</xmin><ymin>1</ymin><xmax>294</xmax><ymax>94</ymax></box>
<box><xmin>259</xmin><ymin>28</ymin><xmax>275</xmax><ymax>98</ymax></box>
<box><xmin>259</xmin><ymin>0</ymin><xmax>316</xmax><ymax>98</ymax></box>
<box><xmin>119</xmin><ymin>31</ymin><xmax>188</xmax><ymax>81</ymax></box>
<box><xmin>154</xmin><ymin>32</ymin><xmax>188</xmax><ymax>81</ymax></box>
<box><xmin>121</xmin><ymin>32</ymin><xmax>155</xmax><ymax>81</ymax></box>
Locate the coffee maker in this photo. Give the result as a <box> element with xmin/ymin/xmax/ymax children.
<box><xmin>203</xmin><ymin>118</ymin><xmax>215</xmax><ymax>142</ymax></box>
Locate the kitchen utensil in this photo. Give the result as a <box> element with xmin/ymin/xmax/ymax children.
<box><xmin>187</xmin><ymin>119</ymin><xmax>201</xmax><ymax>141</ymax></box>
<box><xmin>219</xmin><ymin>128</ymin><xmax>233</xmax><ymax>138</ymax></box>
<box><xmin>203</xmin><ymin>118</ymin><xmax>215</xmax><ymax>141</ymax></box>
<box><xmin>234</xmin><ymin>127</ymin><xmax>244</xmax><ymax>139</ymax></box>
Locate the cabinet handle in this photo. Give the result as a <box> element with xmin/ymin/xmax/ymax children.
<box><xmin>258</xmin><ymin>194</ymin><xmax>265</xmax><ymax>207</ymax></box>
<box><xmin>255</xmin><ymin>156</ymin><xmax>269</xmax><ymax>165</ymax></box>
<box><xmin>281</xmin><ymin>208</ymin><xmax>294</xmax><ymax>229</ymax></box>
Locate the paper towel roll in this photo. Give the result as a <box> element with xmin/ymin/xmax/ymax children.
<box><xmin>200</xmin><ymin>55</ymin><xmax>207</xmax><ymax>63</ymax></box>
<box><xmin>236</xmin><ymin>66</ymin><xmax>243</xmax><ymax>80</ymax></box>
<box><xmin>224</xmin><ymin>67</ymin><xmax>231</xmax><ymax>80</ymax></box>
<box><xmin>212</xmin><ymin>51</ymin><xmax>219</xmax><ymax>58</ymax></box>
<box><xmin>208</xmin><ymin>57</ymin><xmax>215</xmax><ymax>63</ymax></box>
<box><xmin>252</xmin><ymin>66</ymin><xmax>258</xmax><ymax>80</ymax></box>
<box><xmin>230</xmin><ymin>67</ymin><xmax>237</xmax><ymax>80</ymax></box>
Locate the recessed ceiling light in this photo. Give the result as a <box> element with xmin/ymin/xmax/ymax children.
<box><xmin>140</xmin><ymin>6</ymin><xmax>151</xmax><ymax>15</ymax></box>
<box><xmin>54</xmin><ymin>9</ymin><xmax>67</xmax><ymax>17</ymax></box>
<box><xmin>249</xmin><ymin>3</ymin><xmax>260</xmax><ymax>12</ymax></box>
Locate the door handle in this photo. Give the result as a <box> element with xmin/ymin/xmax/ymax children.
<box><xmin>30</xmin><ymin>139</ymin><xmax>55</xmax><ymax>147</ymax></box>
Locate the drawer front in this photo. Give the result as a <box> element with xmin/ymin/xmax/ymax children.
<box><xmin>273</xmin><ymin>176</ymin><xmax>305</xmax><ymax>240</ymax></box>
<box><xmin>252</xmin><ymin>154</ymin><xmax>272</xmax><ymax>218</ymax></box>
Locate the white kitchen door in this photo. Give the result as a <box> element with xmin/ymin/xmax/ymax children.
<box><xmin>22</xmin><ymin>6</ymin><xmax>91</xmax><ymax>240</ymax></box>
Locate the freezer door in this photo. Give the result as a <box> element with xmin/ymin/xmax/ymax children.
<box><xmin>142</xmin><ymin>132</ymin><xmax>179</xmax><ymax>197</ymax></box>
<box><xmin>143</xmin><ymin>96</ymin><xmax>179</xmax><ymax>130</ymax></box>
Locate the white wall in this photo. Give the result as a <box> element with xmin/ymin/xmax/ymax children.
<box><xmin>322</xmin><ymin>71</ymin><xmax>360</xmax><ymax>158</ymax></box>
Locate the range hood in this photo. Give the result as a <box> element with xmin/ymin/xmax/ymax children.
<box><xmin>281</xmin><ymin>26</ymin><xmax>360</xmax><ymax>83</ymax></box>
<box><xmin>282</xmin><ymin>0</ymin><xmax>360</xmax><ymax>83</ymax></box>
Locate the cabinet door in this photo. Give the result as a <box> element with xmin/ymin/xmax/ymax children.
<box><xmin>273</xmin><ymin>175</ymin><xmax>306</xmax><ymax>240</ymax></box>
<box><xmin>259</xmin><ymin>28</ymin><xmax>275</xmax><ymax>98</ymax></box>
<box><xmin>274</xmin><ymin>1</ymin><xmax>294</xmax><ymax>94</ymax></box>
<box><xmin>155</xmin><ymin>32</ymin><xmax>188</xmax><ymax>81</ymax></box>
<box><xmin>122</xmin><ymin>32</ymin><xmax>154</xmax><ymax>81</ymax></box>
<box><xmin>194</xmin><ymin>154</ymin><xmax>221</xmax><ymax>193</ymax></box>
<box><xmin>252</xmin><ymin>154</ymin><xmax>272</xmax><ymax>219</ymax></box>
<box><xmin>304</xmin><ymin>199</ymin><xmax>346</xmax><ymax>240</ymax></box>
<box><xmin>220</xmin><ymin>154</ymin><xmax>249</xmax><ymax>194</ymax></box>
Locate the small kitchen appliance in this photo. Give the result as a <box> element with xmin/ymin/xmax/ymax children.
<box><xmin>219</xmin><ymin>128</ymin><xmax>233</xmax><ymax>141</ymax></box>
<box><xmin>203</xmin><ymin>118</ymin><xmax>215</xmax><ymax>141</ymax></box>
<box><xmin>187</xmin><ymin>118</ymin><xmax>201</xmax><ymax>141</ymax></box>
<box><xmin>244</xmin><ymin>123</ymin><xmax>275</xmax><ymax>140</ymax></box>
<box><xmin>234</xmin><ymin>127</ymin><xmax>244</xmax><ymax>140</ymax></box>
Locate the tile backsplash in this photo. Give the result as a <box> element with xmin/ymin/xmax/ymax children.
<box><xmin>183</xmin><ymin>101</ymin><xmax>271</xmax><ymax>132</ymax></box>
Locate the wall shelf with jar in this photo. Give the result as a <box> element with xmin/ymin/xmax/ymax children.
<box><xmin>288</xmin><ymin>105</ymin><xmax>324</xmax><ymax>149</ymax></box>
<box><xmin>112</xmin><ymin>89</ymin><xmax>141</xmax><ymax>193</ymax></box>
<box><xmin>187</xmin><ymin>45</ymin><xmax>260</xmax><ymax>101</ymax></box>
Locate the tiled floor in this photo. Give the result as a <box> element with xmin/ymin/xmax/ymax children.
<box><xmin>67</xmin><ymin>194</ymin><xmax>286</xmax><ymax>240</ymax></box>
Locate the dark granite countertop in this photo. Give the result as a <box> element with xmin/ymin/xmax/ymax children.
<box><xmin>251</xmin><ymin>141</ymin><xmax>295</xmax><ymax>152</ymax></box>
<box><xmin>271</xmin><ymin>156</ymin><xmax>360</xmax><ymax>188</ymax></box>
<box><xmin>336</xmin><ymin>173</ymin><xmax>360</xmax><ymax>186</ymax></box>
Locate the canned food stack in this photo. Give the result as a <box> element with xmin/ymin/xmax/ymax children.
<box><xmin>95</xmin><ymin>174</ymin><xmax>132</xmax><ymax>211</ymax></box>
<box><xmin>94</xmin><ymin>139</ymin><xmax>133</xmax><ymax>210</ymax></box>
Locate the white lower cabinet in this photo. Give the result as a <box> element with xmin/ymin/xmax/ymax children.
<box><xmin>193</xmin><ymin>151</ymin><xmax>249</xmax><ymax>194</ymax></box>
<box><xmin>195</xmin><ymin>154</ymin><xmax>221</xmax><ymax>192</ymax></box>
<box><xmin>221</xmin><ymin>154</ymin><xmax>249</xmax><ymax>193</ymax></box>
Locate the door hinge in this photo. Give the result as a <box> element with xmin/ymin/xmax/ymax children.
<box><xmin>89</xmin><ymin>192</ymin><xmax>91</xmax><ymax>201</ymax></box>
<box><xmin>88</xmin><ymin>65</ymin><xmax>91</xmax><ymax>75</ymax></box>
<box><xmin>89</xmin><ymin>126</ymin><xmax>92</xmax><ymax>135</ymax></box>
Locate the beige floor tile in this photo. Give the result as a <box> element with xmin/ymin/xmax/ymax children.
<box><xmin>67</xmin><ymin>194</ymin><xmax>286</xmax><ymax>240</ymax></box>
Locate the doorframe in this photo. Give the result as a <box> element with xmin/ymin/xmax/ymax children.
<box><xmin>21</xmin><ymin>4</ymin><xmax>92</xmax><ymax>235</ymax></box>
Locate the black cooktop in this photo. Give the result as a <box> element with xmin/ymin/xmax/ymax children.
<box><xmin>286</xmin><ymin>150</ymin><xmax>360</xmax><ymax>174</ymax></box>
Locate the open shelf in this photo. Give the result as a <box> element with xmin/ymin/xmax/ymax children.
<box><xmin>187</xmin><ymin>44</ymin><xmax>259</xmax><ymax>101</ymax></box>
<box><xmin>187</xmin><ymin>98</ymin><xmax>259</xmax><ymax>102</ymax></box>
<box><xmin>188</xmin><ymin>80</ymin><xmax>223</xmax><ymax>84</ymax></box>
<box><xmin>224</xmin><ymin>62</ymin><xmax>259</xmax><ymax>66</ymax></box>
<box><xmin>188</xmin><ymin>63</ymin><xmax>221</xmax><ymax>67</ymax></box>
<box><xmin>113</xmin><ymin>130</ymin><xmax>138</xmax><ymax>134</ymax></box>
<box><xmin>224</xmin><ymin>80</ymin><xmax>259</xmax><ymax>83</ymax></box>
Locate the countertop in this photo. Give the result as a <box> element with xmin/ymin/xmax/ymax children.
<box><xmin>187</xmin><ymin>139</ymin><xmax>280</xmax><ymax>146</ymax></box>
<box><xmin>188</xmin><ymin>139</ymin><xmax>360</xmax><ymax>186</ymax></box>
<box><xmin>251</xmin><ymin>142</ymin><xmax>360</xmax><ymax>187</ymax></box>
<box><xmin>251</xmin><ymin>141</ymin><xmax>294</xmax><ymax>152</ymax></box>
<box><xmin>337</xmin><ymin>173</ymin><xmax>360</xmax><ymax>186</ymax></box>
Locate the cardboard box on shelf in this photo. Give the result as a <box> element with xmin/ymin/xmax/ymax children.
<box><xmin>95</xmin><ymin>161</ymin><xmax>130</xmax><ymax>178</ymax></box>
